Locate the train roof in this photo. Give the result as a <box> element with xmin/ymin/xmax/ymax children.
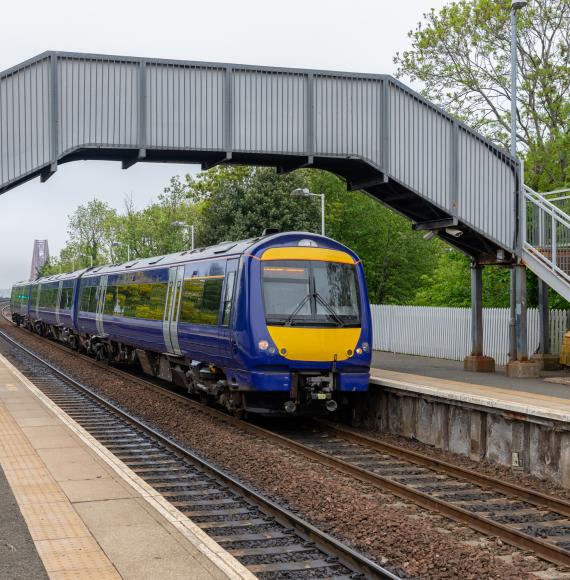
<box><xmin>29</xmin><ymin>269</ymin><xmax>89</xmax><ymax>285</ymax></box>
<box><xmin>83</xmin><ymin>237</ymin><xmax>261</xmax><ymax>278</ymax></box>
<box><xmin>23</xmin><ymin>232</ymin><xmax>357</xmax><ymax>285</ymax></box>
<box><xmin>81</xmin><ymin>231</ymin><xmax>346</xmax><ymax>278</ymax></box>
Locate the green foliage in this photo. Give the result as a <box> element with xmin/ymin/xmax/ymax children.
<box><xmin>303</xmin><ymin>170</ymin><xmax>439</xmax><ymax>304</ymax></box>
<box><xmin>183</xmin><ymin>166</ymin><xmax>320</xmax><ymax>246</ymax></box>
<box><xmin>525</xmin><ymin>128</ymin><xmax>570</xmax><ymax>191</ymax></box>
<box><xmin>46</xmin><ymin>166</ymin><xmax>440</xmax><ymax>305</ymax></box>
<box><xmin>394</xmin><ymin>0</ymin><xmax>569</xmax><ymax>150</ymax></box>
<box><xmin>396</xmin><ymin>0</ymin><xmax>569</xmax><ymax>309</ymax></box>
<box><xmin>414</xmin><ymin>250</ymin><xmax>511</xmax><ymax>307</ymax></box>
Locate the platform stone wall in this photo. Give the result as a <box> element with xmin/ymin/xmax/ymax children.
<box><xmin>355</xmin><ymin>385</ymin><xmax>570</xmax><ymax>488</ymax></box>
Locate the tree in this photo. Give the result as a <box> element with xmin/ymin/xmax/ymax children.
<box><xmin>394</xmin><ymin>0</ymin><xmax>569</xmax><ymax>151</ymax></box>
<box><xmin>304</xmin><ymin>170</ymin><xmax>439</xmax><ymax>304</ymax></box>
<box><xmin>184</xmin><ymin>166</ymin><xmax>321</xmax><ymax>246</ymax></box>
<box><xmin>66</xmin><ymin>199</ymin><xmax>118</xmax><ymax>265</ymax></box>
<box><xmin>525</xmin><ymin>125</ymin><xmax>570</xmax><ymax>191</ymax></box>
<box><xmin>396</xmin><ymin>0</ymin><xmax>569</xmax><ymax>309</ymax></box>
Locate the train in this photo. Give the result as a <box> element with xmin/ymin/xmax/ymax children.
<box><xmin>10</xmin><ymin>231</ymin><xmax>372</xmax><ymax>416</ymax></box>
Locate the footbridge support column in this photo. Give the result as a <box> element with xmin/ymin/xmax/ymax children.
<box><xmin>531</xmin><ymin>280</ymin><xmax>559</xmax><ymax>370</ymax></box>
<box><xmin>506</xmin><ymin>264</ymin><xmax>541</xmax><ymax>377</ymax></box>
<box><xmin>464</xmin><ymin>262</ymin><xmax>495</xmax><ymax>372</ymax></box>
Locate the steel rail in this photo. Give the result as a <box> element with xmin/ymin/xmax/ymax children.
<box><xmin>0</xmin><ymin>325</ymin><xmax>397</xmax><ymax>580</ymax></box>
<box><xmin>314</xmin><ymin>420</ymin><xmax>570</xmax><ymax>518</ymax></box>
<box><xmin>3</xmin><ymin>306</ymin><xmax>570</xmax><ymax>567</ymax></box>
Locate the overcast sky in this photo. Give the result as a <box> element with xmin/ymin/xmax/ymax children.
<box><xmin>0</xmin><ymin>0</ymin><xmax>449</xmax><ymax>289</ymax></box>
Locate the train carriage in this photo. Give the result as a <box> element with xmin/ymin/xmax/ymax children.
<box><xmin>11</xmin><ymin>232</ymin><xmax>372</xmax><ymax>416</ymax></box>
<box><xmin>10</xmin><ymin>282</ymin><xmax>31</xmax><ymax>325</ymax></box>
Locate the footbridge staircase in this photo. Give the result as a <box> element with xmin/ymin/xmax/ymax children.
<box><xmin>524</xmin><ymin>187</ymin><xmax>570</xmax><ymax>303</ymax></box>
<box><xmin>0</xmin><ymin>51</ymin><xmax>567</xmax><ymax>318</ymax></box>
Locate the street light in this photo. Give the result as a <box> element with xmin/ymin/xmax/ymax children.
<box><xmin>112</xmin><ymin>242</ymin><xmax>131</xmax><ymax>262</ymax></box>
<box><xmin>509</xmin><ymin>0</ymin><xmax>528</xmax><ymax>363</ymax></box>
<box><xmin>171</xmin><ymin>221</ymin><xmax>195</xmax><ymax>250</ymax></box>
<box><xmin>291</xmin><ymin>188</ymin><xmax>325</xmax><ymax>236</ymax></box>
<box><xmin>510</xmin><ymin>0</ymin><xmax>527</xmax><ymax>157</ymax></box>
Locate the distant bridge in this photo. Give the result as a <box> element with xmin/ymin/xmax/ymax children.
<box><xmin>0</xmin><ymin>51</ymin><xmax>518</xmax><ymax>264</ymax></box>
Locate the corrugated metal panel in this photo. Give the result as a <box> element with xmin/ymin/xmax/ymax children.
<box><xmin>232</xmin><ymin>69</ymin><xmax>306</xmax><ymax>153</ymax></box>
<box><xmin>457</xmin><ymin>129</ymin><xmax>516</xmax><ymax>250</ymax></box>
<box><xmin>0</xmin><ymin>57</ymin><xmax>51</xmax><ymax>184</ymax></box>
<box><xmin>314</xmin><ymin>75</ymin><xmax>382</xmax><ymax>163</ymax></box>
<box><xmin>146</xmin><ymin>63</ymin><xmax>225</xmax><ymax>150</ymax></box>
<box><xmin>0</xmin><ymin>52</ymin><xmax>519</xmax><ymax>255</ymax></box>
<box><xmin>371</xmin><ymin>304</ymin><xmax>566</xmax><ymax>366</ymax></box>
<box><xmin>388</xmin><ymin>82</ymin><xmax>452</xmax><ymax>211</ymax></box>
<box><xmin>59</xmin><ymin>57</ymin><xmax>139</xmax><ymax>153</ymax></box>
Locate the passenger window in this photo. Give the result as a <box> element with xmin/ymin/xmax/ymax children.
<box><xmin>59</xmin><ymin>287</ymin><xmax>73</xmax><ymax>310</ymax></box>
<box><xmin>79</xmin><ymin>286</ymin><xmax>91</xmax><ymax>312</ymax></box>
<box><xmin>179</xmin><ymin>275</ymin><xmax>224</xmax><ymax>325</ymax></box>
<box><xmin>103</xmin><ymin>282</ymin><xmax>167</xmax><ymax>320</ymax></box>
<box><xmin>88</xmin><ymin>286</ymin><xmax>99</xmax><ymax>312</ymax></box>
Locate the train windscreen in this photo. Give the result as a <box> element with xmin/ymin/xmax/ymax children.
<box><xmin>262</xmin><ymin>260</ymin><xmax>360</xmax><ymax>327</ymax></box>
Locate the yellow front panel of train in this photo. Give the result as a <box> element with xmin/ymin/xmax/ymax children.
<box><xmin>267</xmin><ymin>326</ymin><xmax>361</xmax><ymax>362</ymax></box>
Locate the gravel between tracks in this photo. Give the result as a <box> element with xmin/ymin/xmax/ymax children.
<box><xmin>1</xmin><ymin>320</ymin><xmax>565</xmax><ymax>579</ymax></box>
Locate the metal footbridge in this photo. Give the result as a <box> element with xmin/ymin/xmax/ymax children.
<box><xmin>0</xmin><ymin>51</ymin><xmax>567</xmax><ymax>360</ymax></box>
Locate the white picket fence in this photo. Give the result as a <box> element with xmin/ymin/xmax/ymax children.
<box><xmin>371</xmin><ymin>305</ymin><xmax>569</xmax><ymax>366</ymax></box>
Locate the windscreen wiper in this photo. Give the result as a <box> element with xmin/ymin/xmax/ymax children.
<box><xmin>314</xmin><ymin>292</ymin><xmax>345</xmax><ymax>327</ymax></box>
<box><xmin>284</xmin><ymin>294</ymin><xmax>311</xmax><ymax>326</ymax></box>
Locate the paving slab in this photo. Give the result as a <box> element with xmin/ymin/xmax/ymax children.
<box><xmin>0</xmin><ymin>351</ymin><xmax>253</xmax><ymax>580</ymax></box>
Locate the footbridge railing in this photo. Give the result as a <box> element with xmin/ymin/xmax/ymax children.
<box><xmin>524</xmin><ymin>186</ymin><xmax>570</xmax><ymax>301</ymax></box>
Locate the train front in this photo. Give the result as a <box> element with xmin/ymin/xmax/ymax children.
<box><xmin>242</xmin><ymin>233</ymin><xmax>372</xmax><ymax>415</ymax></box>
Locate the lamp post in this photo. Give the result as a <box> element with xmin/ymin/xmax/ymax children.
<box><xmin>510</xmin><ymin>0</ymin><xmax>527</xmax><ymax>158</ymax></box>
<box><xmin>171</xmin><ymin>221</ymin><xmax>195</xmax><ymax>250</ymax></box>
<box><xmin>291</xmin><ymin>188</ymin><xmax>325</xmax><ymax>236</ymax></box>
<box><xmin>509</xmin><ymin>0</ymin><xmax>528</xmax><ymax>363</ymax></box>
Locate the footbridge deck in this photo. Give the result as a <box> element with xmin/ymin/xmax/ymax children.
<box><xmin>0</xmin><ymin>51</ymin><xmax>518</xmax><ymax>262</ymax></box>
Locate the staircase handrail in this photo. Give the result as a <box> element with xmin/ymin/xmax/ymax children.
<box><xmin>524</xmin><ymin>185</ymin><xmax>570</xmax><ymax>229</ymax></box>
<box><xmin>523</xmin><ymin>243</ymin><xmax>570</xmax><ymax>285</ymax></box>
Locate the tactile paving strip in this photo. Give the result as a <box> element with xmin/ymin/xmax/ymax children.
<box><xmin>0</xmin><ymin>402</ymin><xmax>121</xmax><ymax>579</ymax></box>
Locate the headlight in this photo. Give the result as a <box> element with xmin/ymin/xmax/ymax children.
<box><xmin>258</xmin><ymin>340</ymin><xmax>269</xmax><ymax>351</ymax></box>
<box><xmin>355</xmin><ymin>347</ymin><xmax>363</xmax><ymax>355</ymax></box>
<box><xmin>361</xmin><ymin>342</ymin><xmax>370</xmax><ymax>352</ymax></box>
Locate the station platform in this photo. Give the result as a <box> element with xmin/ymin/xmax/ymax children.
<box><xmin>0</xmin><ymin>354</ymin><xmax>253</xmax><ymax>580</ymax></box>
<box><xmin>367</xmin><ymin>352</ymin><xmax>570</xmax><ymax>487</ymax></box>
<box><xmin>371</xmin><ymin>351</ymin><xmax>570</xmax><ymax>422</ymax></box>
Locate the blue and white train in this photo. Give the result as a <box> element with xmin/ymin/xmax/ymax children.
<box><xmin>11</xmin><ymin>232</ymin><xmax>372</xmax><ymax>415</ymax></box>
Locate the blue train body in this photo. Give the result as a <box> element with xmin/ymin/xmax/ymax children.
<box><xmin>11</xmin><ymin>232</ymin><xmax>372</xmax><ymax>415</ymax></box>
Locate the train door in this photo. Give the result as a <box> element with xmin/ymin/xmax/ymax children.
<box><xmin>55</xmin><ymin>281</ymin><xmax>63</xmax><ymax>326</ymax></box>
<box><xmin>163</xmin><ymin>265</ymin><xmax>185</xmax><ymax>355</ymax></box>
<box><xmin>95</xmin><ymin>275</ymin><xmax>107</xmax><ymax>336</ymax></box>
<box><xmin>219</xmin><ymin>258</ymin><xmax>239</xmax><ymax>363</ymax></box>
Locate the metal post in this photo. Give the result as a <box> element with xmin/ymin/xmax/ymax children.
<box><xmin>127</xmin><ymin>244</ymin><xmax>131</xmax><ymax>261</ymax></box>
<box><xmin>509</xmin><ymin>272</ymin><xmax>517</xmax><ymax>361</ymax></box>
<box><xmin>471</xmin><ymin>262</ymin><xmax>483</xmax><ymax>357</ymax></box>
<box><xmin>538</xmin><ymin>280</ymin><xmax>549</xmax><ymax>354</ymax></box>
<box><xmin>320</xmin><ymin>194</ymin><xmax>325</xmax><ymax>236</ymax></box>
<box><xmin>515</xmin><ymin>264</ymin><xmax>528</xmax><ymax>360</ymax></box>
<box><xmin>510</xmin><ymin>8</ymin><xmax>518</xmax><ymax>159</ymax></box>
<box><xmin>191</xmin><ymin>225</ymin><xmax>195</xmax><ymax>250</ymax></box>
<box><xmin>509</xmin><ymin>6</ymin><xmax>519</xmax><ymax>363</ymax></box>
<box><xmin>509</xmin><ymin>1</ymin><xmax>528</xmax><ymax>363</ymax></box>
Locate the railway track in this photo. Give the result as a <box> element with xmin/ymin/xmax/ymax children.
<box><xmin>4</xmin><ymin>304</ymin><xmax>570</xmax><ymax>570</ymax></box>
<box><xmin>0</xmin><ymin>323</ymin><xmax>396</xmax><ymax>579</ymax></box>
